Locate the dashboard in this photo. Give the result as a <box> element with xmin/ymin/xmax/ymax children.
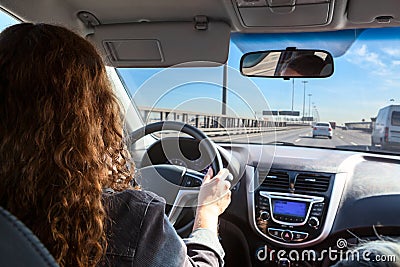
<box><xmin>140</xmin><ymin>138</ymin><xmax>400</xmax><ymax>267</ymax></box>
<box><xmin>220</xmin><ymin>144</ymin><xmax>400</xmax><ymax>267</ymax></box>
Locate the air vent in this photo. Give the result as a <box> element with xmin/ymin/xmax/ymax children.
<box><xmin>260</xmin><ymin>170</ymin><xmax>290</xmax><ymax>190</ymax></box>
<box><xmin>295</xmin><ymin>173</ymin><xmax>331</xmax><ymax>192</ymax></box>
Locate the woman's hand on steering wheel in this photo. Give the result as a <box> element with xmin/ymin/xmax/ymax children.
<box><xmin>193</xmin><ymin>168</ymin><xmax>232</xmax><ymax>234</ymax></box>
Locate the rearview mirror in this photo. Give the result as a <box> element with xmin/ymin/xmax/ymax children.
<box><xmin>240</xmin><ymin>49</ymin><xmax>334</xmax><ymax>79</ymax></box>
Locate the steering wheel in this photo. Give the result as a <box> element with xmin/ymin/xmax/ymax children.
<box><xmin>129</xmin><ymin>121</ymin><xmax>224</xmax><ymax>226</ymax></box>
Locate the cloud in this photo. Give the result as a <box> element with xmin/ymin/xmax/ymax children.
<box><xmin>383</xmin><ymin>78</ymin><xmax>400</xmax><ymax>88</ymax></box>
<box><xmin>354</xmin><ymin>44</ymin><xmax>367</xmax><ymax>56</ymax></box>
<box><xmin>382</xmin><ymin>48</ymin><xmax>400</xmax><ymax>57</ymax></box>
<box><xmin>354</xmin><ymin>44</ymin><xmax>385</xmax><ymax>67</ymax></box>
<box><xmin>392</xmin><ymin>60</ymin><xmax>400</xmax><ymax>66</ymax></box>
<box><xmin>347</xmin><ymin>44</ymin><xmax>392</xmax><ymax>76</ymax></box>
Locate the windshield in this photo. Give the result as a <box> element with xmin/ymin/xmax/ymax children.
<box><xmin>117</xmin><ymin>27</ymin><xmax>400</xmax><ymax>155</ymax></box>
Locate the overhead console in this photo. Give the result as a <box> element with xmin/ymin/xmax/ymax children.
<box><xmin>249</xmin><ymin>168</ymin><xmax>346</xmax><ymax>247</ymax></box>
<box><xmin>234</xmin><ymin>0</ymin><xmax>333</xmax><ymax>27</ymax></box>
<box><xmin>347</xmin><ymin>0</ymin><xmax>400</xmax><ymax>24</ymax></box>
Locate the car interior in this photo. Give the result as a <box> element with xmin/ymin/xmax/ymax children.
<box><xmin>1</xmin><ymin>0</ymin><xmax>400</xmax><ymax>266</ymax></box>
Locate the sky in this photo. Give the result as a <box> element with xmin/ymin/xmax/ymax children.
<box><xmin>2</xmin><ymin>11</ymin><xmax>400</xmax><ymax>126</ymax></box>
<box><xmin>230</xmin><ymin>29</ymin><xmax>400</xmax><ymax>125</ymax></box>
<box><xmin>0</xmin><ymin>11</ymin><xmax>18</xmax><ymax>30</ymax></box>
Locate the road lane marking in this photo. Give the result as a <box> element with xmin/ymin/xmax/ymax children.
<box><xmin>221</xmin><ymin>132</ymin><xmax>264</xmax><ymax>141</ymax></box>
<box><xmin>351</xmin><ymin>142</ymin><xmax>358</xmax><ymax>146</ymax></box>
<box><xmin>295</xmin><ymin>138</ymin><xmax>301</xmax><ymax>143</ymax></box>
<box><xmin>340</xmin><ymin>136</ymin><xmax>344</xmax><ymax>138</ymax></box>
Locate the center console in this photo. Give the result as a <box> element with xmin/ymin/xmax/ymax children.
<box><xmin>256</xmin><ymin>191</ymin><xmax>326</xmax><ymax>243</ymax></box>
<box><xmin>249</xmin><ymin>169</ymin><xmax>346</xmax><ymax>247</ymax></box>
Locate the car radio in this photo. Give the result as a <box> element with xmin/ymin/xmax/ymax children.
<box><xmin>255</xmin><ymin>191</ymin><xmax>328</xmax><ymax>243</ymax></box>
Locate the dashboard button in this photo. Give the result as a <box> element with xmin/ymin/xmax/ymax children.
<box><xmin>308</xmin><ymin>217</ymin><xmax>320</xmax><ymax>229</ymax></box>
<box><xmin>184</xmin><ymin>176</ymin><xmax>202</xmax><ymax>187</ymax></box>
<box><xmin>268</xmin><ymin>228</ymin><xmax>283</xmax><ymax>239</ymax></box>
<box><xmin>312</xmin><ymin>207</ymin><xmax>323</xmax><ymax>212</ymax></box>
<box><xmin>281</xmin><ymin>230</ymin><xmax>293</xmax><ymax>241</ymax></box>
<box><xmin>184</xmin><ymin>178</ymin><xmax>193</xmax><ymax>186</ymax></box>
<box><xmin>292</xmin><ymin>231</ymin><xmax>309</xmax><ymax>241</ymax></box>
<box><xmin>192</xmin><ymin>178</ymin><xmax>202</xmax><ymax>187</ymax></box>
<box><xmin>313</xmin><ymin>203</ymin><xmax>325</xmax><ymax>210</ymax></box>
<box><xmin>260</xmin><ymin>211</ymin><xmax>270</xmax><ymax>221</ymax></box>
<box><xmin>311</xmin><ymin>211</ymin><xmax>322</xmax><ymax>216</ymax></box>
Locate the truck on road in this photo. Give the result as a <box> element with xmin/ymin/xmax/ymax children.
<box><xmin>371</xmin><ymin>105</ymin><xmax>400</xmax><ymax>150</ymax></box>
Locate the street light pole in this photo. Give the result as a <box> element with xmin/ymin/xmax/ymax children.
<box><xmin>312</xmin><ymin>102</ymin><xmax>315</xmax><ymax>123</ymax></box>
<box><xmin>314</xmin><ymin>106</ymin><xmax>320</xmax><ymax>122</ymax></box>
<box><xmin>291</xmin><ymin>79</ymin><xmax>295</xmax><ymax>113</ymax></box>
<box><xmin>308</xmin><ymin>93</ymin><xmax>312</xmax><ymax>119</ymax></box>
<box><xmin>302</xmin><ymin>81</ymin><xmax>308</xmax><ymax>122</ymax></box>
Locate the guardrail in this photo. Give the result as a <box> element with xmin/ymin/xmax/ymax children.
<box><xmin>138</xmin><ymin>107</ymin><xmax>311</xmax><ymax>137</ymax></box>
<box><xmin>201</xmin><ymin>125</ymin><xmax>307</xmax><ymax>137</ymax></box>
<box><xmin>138</xmin><ymin>106</ymin><xmax>304</xmax><ymax>130</ymax></box>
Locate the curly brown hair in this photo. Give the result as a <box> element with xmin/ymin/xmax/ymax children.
<box><xmin>0</xmin><ymin>23</ymin><xmax>134</xmax><ymax>266</ymax></box>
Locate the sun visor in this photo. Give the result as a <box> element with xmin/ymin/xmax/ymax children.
<box><xmin>87</xmin><ymin>21</ymin><xmax>230</xmax><ymax>68</ymax></box>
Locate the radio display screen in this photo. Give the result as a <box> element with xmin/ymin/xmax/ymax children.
<box><xmin>273</xmin><ymin>200</ymin><xmax>307</xmax><ymax>218</ymax></box>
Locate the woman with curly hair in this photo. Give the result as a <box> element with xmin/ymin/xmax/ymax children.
<box><xmin>0</xmin><ymin>23</ymin><xmax>231</xmax><ymax>267</ymax></box>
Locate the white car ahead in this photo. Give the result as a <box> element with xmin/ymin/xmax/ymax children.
<box><xmin>313</xmin><ymin>122</ymin><xmax>333</xmax><ymax>139</ymax></box>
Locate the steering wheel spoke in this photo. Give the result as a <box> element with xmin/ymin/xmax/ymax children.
<box><xmin>168</xmin><ymin>189</ymin><xmax>199</xmax><ymax>225</ymax></box>
<box><xmin>137</xmin><ymin>165</ymin><xmax>207</xmax><ymax>225</ymax></box>
<box><xmin>137</xmin><ymin>164</ymin><xmax>185</xmax><ymax>205</ymax></box>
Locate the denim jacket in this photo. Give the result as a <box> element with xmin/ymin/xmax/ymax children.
<box><xmin>101</xmin><ymin>189</ymin><xmax>224</xmax><ymax>267</ymax></box>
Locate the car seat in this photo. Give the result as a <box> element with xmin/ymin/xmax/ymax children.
<box><xmin>0</xmin><ymin>206</ymin><xmax>59</xmax><ymax>266</ymax></box>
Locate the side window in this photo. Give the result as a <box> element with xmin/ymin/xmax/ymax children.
<box><xmin>391</xmin><ymin>111</ymin><xmax>400</xmax><ymax>126</ymax></box>
<box><xmin>377</xmin><ymin>110</ymin><xmax>384</xmax><ymax>123</ymax></box>
<box><xmin>376</xmin><ymin>111</ymin><xmax>381</xmax><ymax>123</ymax></box>
<box><xmin>0</xmin><ymin>9</ymin><xmax>19</xmax><ymax>31</ymax></box>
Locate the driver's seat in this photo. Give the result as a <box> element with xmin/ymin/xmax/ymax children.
<box><xmin>0</xmin><ymin>206</ymin><xmax>59</xmax><ymax>267</ymax></box>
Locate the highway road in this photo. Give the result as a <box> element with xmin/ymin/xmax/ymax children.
<box><xmin>212</xmin><ymin>127</ymin><xmax>397</xmax><ymax>153</ymax></box>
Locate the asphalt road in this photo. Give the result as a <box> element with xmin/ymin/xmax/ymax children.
<box><xmin>212</xmin><ymin>127</ymin><xmax>399</xmax><ymax>154</ymax></box>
